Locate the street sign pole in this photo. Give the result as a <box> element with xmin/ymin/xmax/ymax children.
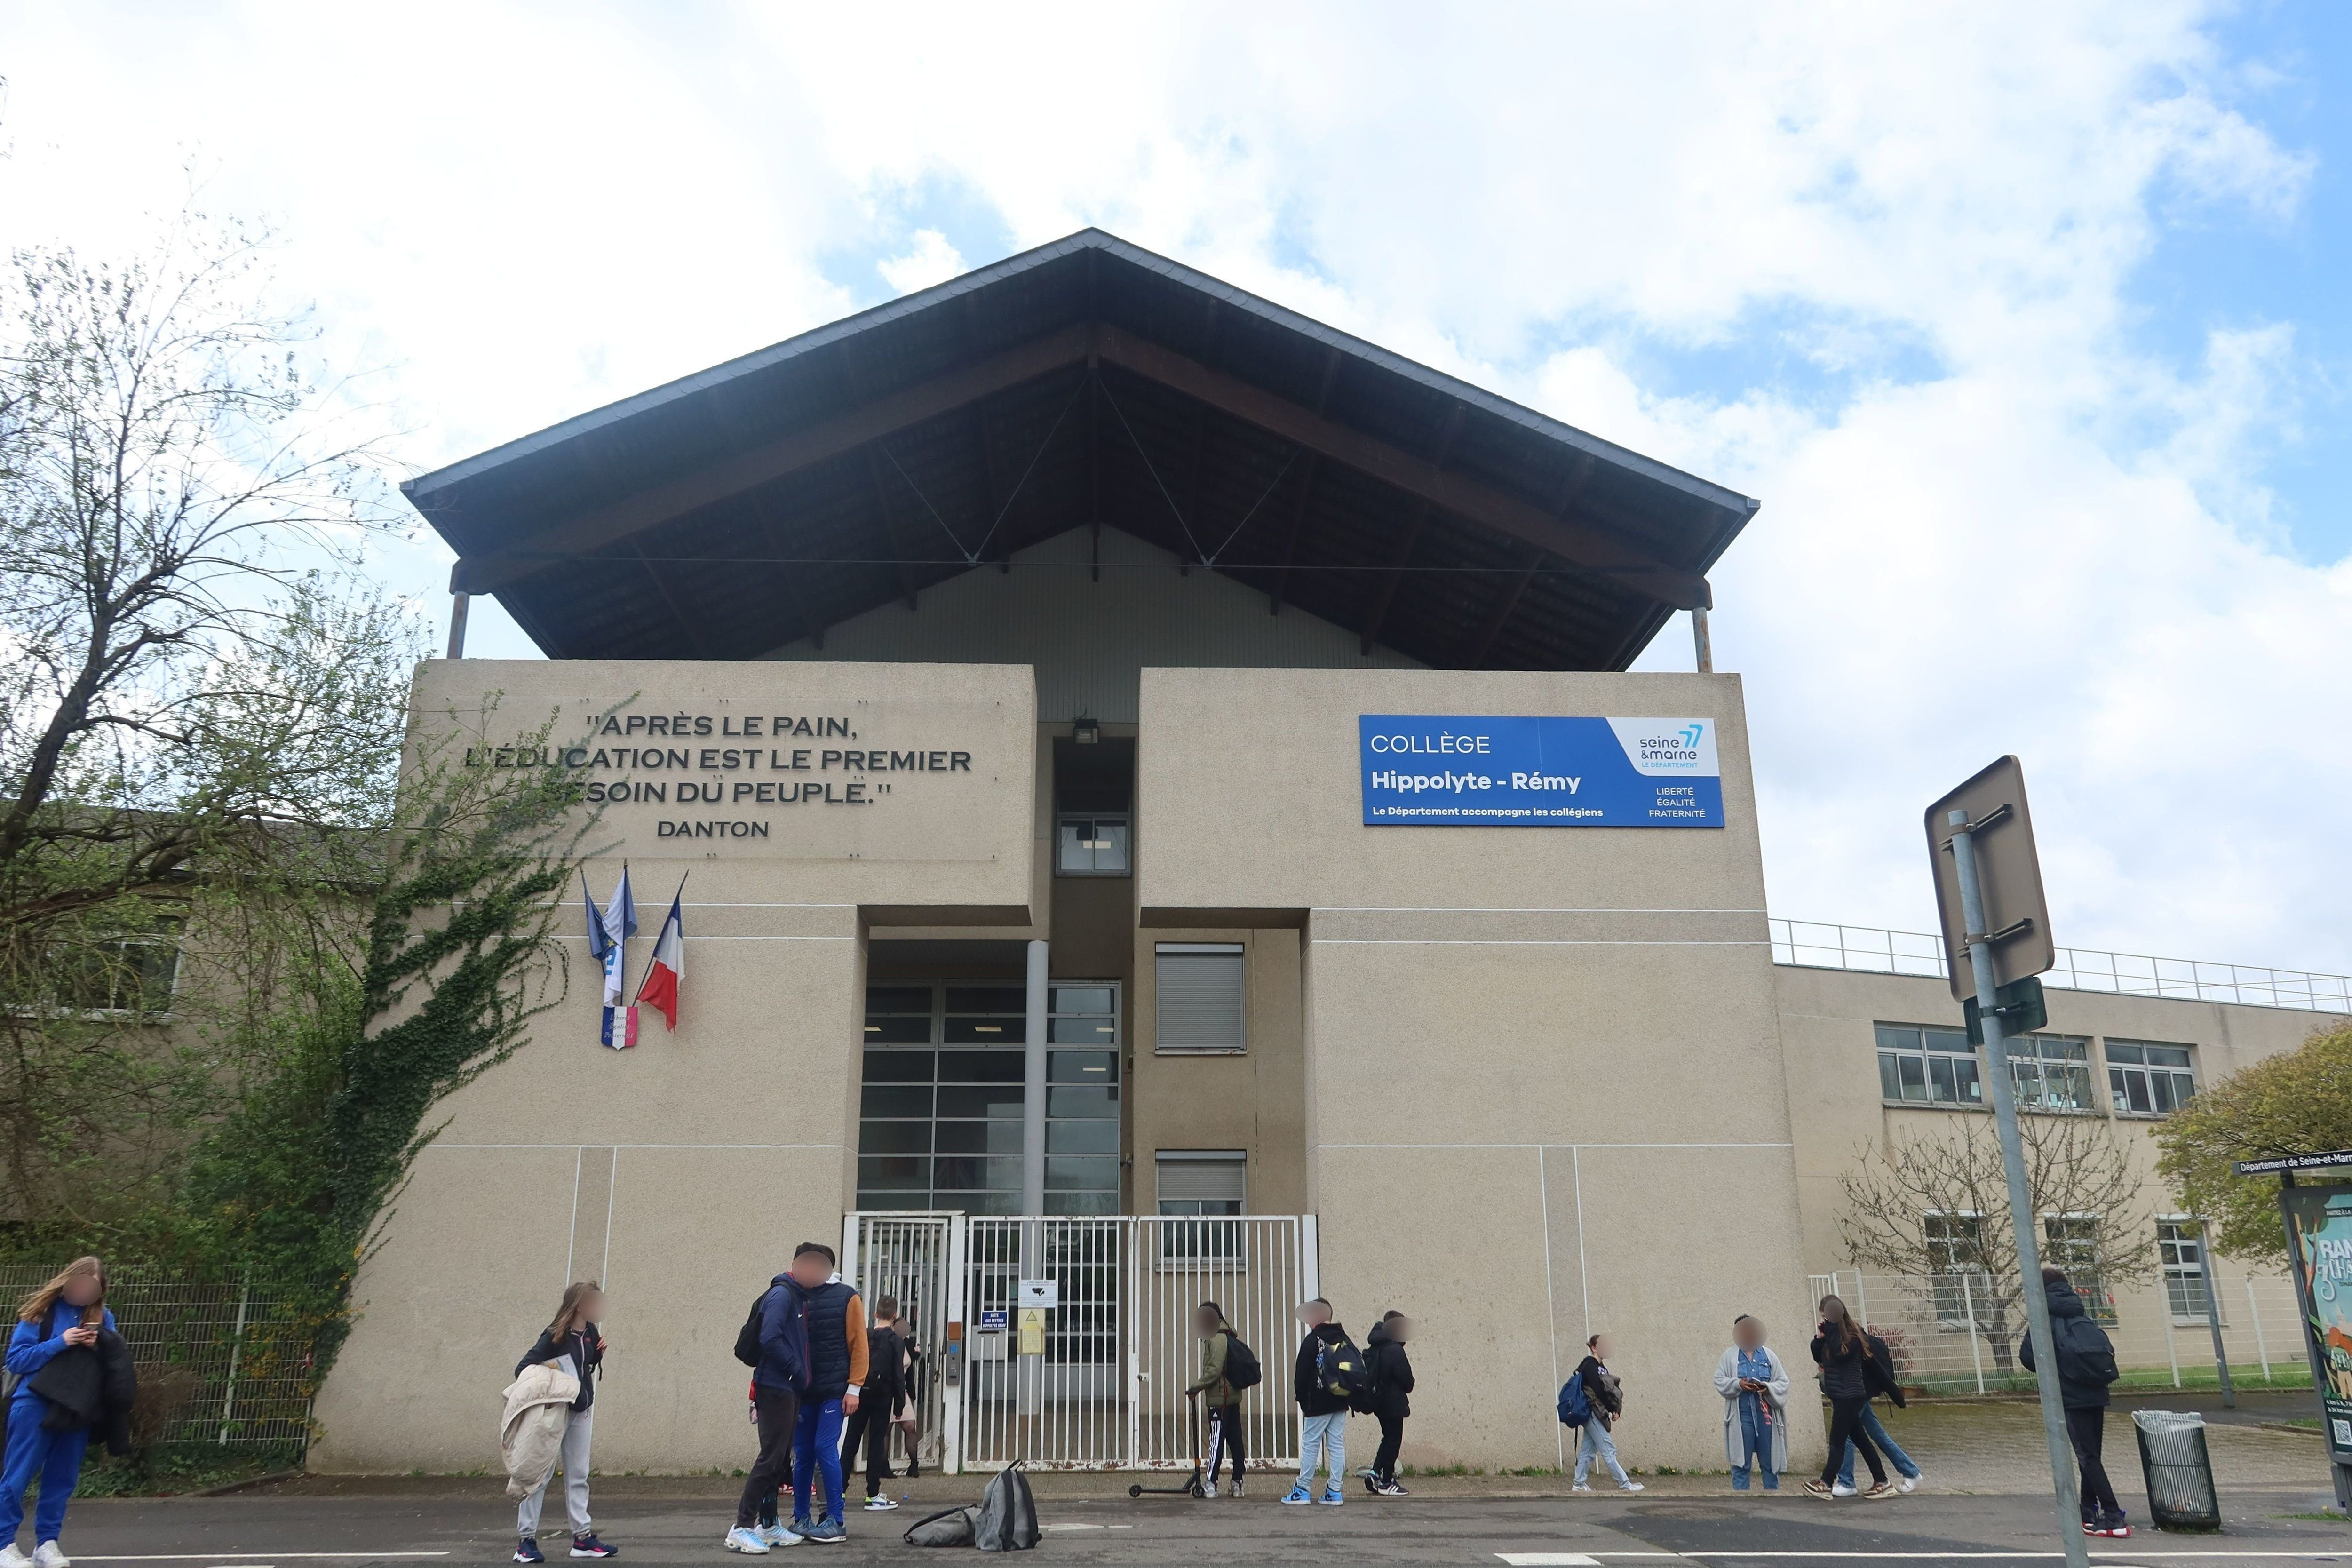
<box><xmin>1949</xmin><ymin>807</ymin><xmax>2089</xmax><ymax>1568</ymax></box>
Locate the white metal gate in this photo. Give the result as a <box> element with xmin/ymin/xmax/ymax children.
<box><xmin>848</xmin><ymin>1212</ymin><xmax>1309</xmax><ymax>1472</ymax></box>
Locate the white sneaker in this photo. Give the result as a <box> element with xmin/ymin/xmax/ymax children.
<box><xmin>1899</xmin><ymin>1472</ymin><xmax>1921</xmax><ymax>1493</ymax></box>
<box><xmin>1619</xmin><ymin>1481</ymin><xmax>1645</xmax><ymax>1493</ymax></box>
<box><xmin>0</xmin><ymin>1546</ymin><xmax>32</xmax><ymax>1568</ymax></box>
<box><xmin>32</xmin><ymin>1546</ymin><xmax>66</xmax><ymax>1568</ymax></box>
<box><xmin>1571</xmin><ymin>1481</ymin><xmax>1593</xmax><ymax>1493</ymax></box>
<box><xmin>758</xmin><ymin>1522</ymin><xmax>802</xmax><ymax>1547</ymax></box>
<box><xmin>1830</xmin><ymin>1482</ymin><xmax>1858</xmax><ymax>1498</ymax></box>
<box><xmin>723</xmin><ymin>1526</ymin><xmax>771</xmax><ymax>1554</ymax></box>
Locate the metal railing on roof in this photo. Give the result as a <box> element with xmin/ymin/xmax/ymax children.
<box><xmin>1769</xmin><ymin>917</ymin><xmax>2352</xmax><ymax>1014</ymax></box>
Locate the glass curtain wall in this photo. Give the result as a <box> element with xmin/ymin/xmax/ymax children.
<box><xmin>858</xmin><ymin>981</ymin><xmax>1120</xmax><ymax>1215</ymax></box>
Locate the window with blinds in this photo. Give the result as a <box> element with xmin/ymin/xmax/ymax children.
<box><xmin>1155</xmin><ymin>943</ymin><xmax>1245</xmax><ymax>1054</ymax></box>
<box><xmin>1156</xmin><ymin>1150</ymin><xmax>1246</xmax><ymax>1260</ymax></box>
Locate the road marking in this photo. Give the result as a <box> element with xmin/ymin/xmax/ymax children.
<box><xmin>1585</xmin><ymin>1555</ymin><xmax>2350</xmax><ymax>1562</ymax></box>
<box><xmin>75</xmin><ymin>1556</ymin><xmax>450</xmax><ymax>1562</ymax></box>
<box><xmin>1499</xmin><ymin>1556</ymin><xmax>1603</xmax><ymax>1567</ymax></box>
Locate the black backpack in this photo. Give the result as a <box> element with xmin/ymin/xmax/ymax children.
<box><xmin>733</xmin><ymin>1288</ymin><xmax>771</xmax><ymax>1369</ymax></box>
<box><xmin>1314</xmin><ymin>1333</ymin><xmax>1370</xmax><ymax>1407</ymax></box>
<box><xmin>2053</xmin><ymin>1313</ymin><xmax>2120</xmax><ymax>1388</ymax></box>
<box><xmin>1222</xmin><ymin>1331</ymin><xmax>1263</xmax><ymax>1393</ymax></box>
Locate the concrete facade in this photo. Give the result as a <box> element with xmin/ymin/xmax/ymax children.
<box><xmin>311</xmin><ymin>647</ymin><xmax>2346</xmax><ymax>1478</ymax></box>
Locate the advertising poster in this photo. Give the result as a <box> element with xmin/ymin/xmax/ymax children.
<box><xmin>1359</xmin><ymin>715</ymin><xmax>1724</xmax><ymax>828</ymax></box>
<box><xmin>2282</xmin><ymin>1183</ymin><xmax>2352</xmax><ymax>1460</ymax></box>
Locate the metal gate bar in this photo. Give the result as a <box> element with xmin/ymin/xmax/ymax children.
<box><xmin>849</xmin><ymin>1212</ymin><xmax>1307</xmax><ymax>1472</ymax></box>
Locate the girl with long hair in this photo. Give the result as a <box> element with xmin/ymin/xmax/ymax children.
<box><xmin>512</xmin><ymin>1282</ymin><xmax>616</xmax><ymax>1563</ymax></box>
<box><xmin>1805</xmin><ymin>1294</ymin><xmax>1891</xmax><ymax>1499</ymax></box>
<box><xmin>2</xmin><ymin>1257</ymin><xmax>117</xmax><ymax>1568</ymax></box>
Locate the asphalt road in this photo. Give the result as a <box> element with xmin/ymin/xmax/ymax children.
<box><xmin>55</xmin><ymin>1486</ymin><xmax>2352</xmax><ymax>1567</ymax></box>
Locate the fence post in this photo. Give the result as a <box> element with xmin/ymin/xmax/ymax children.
<box><xmin>218</xmin><ymin>1268</ymin><xmax>253</xmax><ymax>1446</ymax></box>
<box><xmin>2246</xmin><ymin>1278</ymin><xmax>2270</xmax><ymax>1383</ymax></box>
<box><xmin>2160</xmin><ymin>1299</ymin><xmax>2181</xmax><ymax>1389</ymax></box>
<box><xmin>1961</xmin><ymin>1272</ymin><xmax>1986</xmax><ymax>1396</ymax></box>
<box><xmin>1855</xmin><ymin>1272</ymin><xmax>1870</xmax><ymax>1332</ymax></box>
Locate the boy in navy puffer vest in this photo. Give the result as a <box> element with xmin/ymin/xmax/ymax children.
<box><xmin>785</xmin><ymin>1244</ymin><xmax>867</xmax><ymax>1542</ymax></box>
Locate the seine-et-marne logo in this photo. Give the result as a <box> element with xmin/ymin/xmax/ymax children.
<box><xmin>1635</xmin><ymin>722</ymin><xmax>1705</xmax><ymax>766</ymax></box>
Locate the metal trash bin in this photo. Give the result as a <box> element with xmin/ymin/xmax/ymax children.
<box><xmin>2132</xmin><ymin>1409</ymin><xmax>2221</xmax><ymax>1530</ymax></box>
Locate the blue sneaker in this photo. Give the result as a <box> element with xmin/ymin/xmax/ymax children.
<box><xmin>569</xmin><ymin>1536</ymin><xmax>618</xmax><ymax>1559</ymax></box>
<box><xmin>516</xmin><ymin>1541</ymin><xmax>545</xmax><ymax>1565</ymax></box>
<box><xmin>1281</xmin><ymin>1482</ymin><xmax>1313</xmax><ymax>1505</ymax></box>
<box><xmin>803</xmin><ymin>1518</ymin><xmax>846</xmax><ymax>1545</ymax></box>
<box><xmin>1319</xmin><ymin>1483</ymin><xmax>1344</xmax><ymax>1506</ymax></box>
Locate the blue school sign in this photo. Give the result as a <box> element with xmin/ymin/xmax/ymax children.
<box><xmin>1359</xmin><ymin>715</ymin><xmax>1724</xmax><ymax>828</ymax></box>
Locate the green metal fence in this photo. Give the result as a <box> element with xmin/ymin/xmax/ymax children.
<box><xmin>1</xmin><ymin>1265</ymin><xmax>324</xmax><ymax>1446</ymax></box>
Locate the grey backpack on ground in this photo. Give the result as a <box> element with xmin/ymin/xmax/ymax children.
<box><xmin>902</xmin><ymin>1505</ymin><xmax>977</xmax><ymax>1547</ymax></box>
<box><xmin>974</xmin><ymin>1463</ymin><xmax>1041</xmax><ymax>1552</ymax></box>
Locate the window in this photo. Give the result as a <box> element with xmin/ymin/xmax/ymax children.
<box><xmin>52</xmin><ymin>919</ymin><xmax>183</xmax><ymax>1015</ymax></box>
<box><xmin>1055</xmin><ymin>815</ymin><xmax>1130</xmax><ymax>876</ymax></box>
<box><xmin>2158</xmin><ymin>1219</ymin><xmax>2217</xmax><ymax>1323</ymax></box>
<box><xmin>2108</xmin><ymin>1042</ymin><xmax>2197</xmax><ymax>1116</ymax></box>
<box><xmin>855</xmin><ymin>981</ymin><xmax>1122</xmax><ymax>1216</ymax></box>
<box><xmin>1875</xmin><ymin>1023</ymin><xmax>1981</xmax><ymax>1106</ymax></box>
<box><xmin>1155</xmin><ymin>944</ymin><xmax>1245</xmax><ymax>1054</ymax></box>
<box><xmin>1157</xmin><ymin>1151</ymin><xmax>1245</xmax><ymax>1259</ymax></box>
<box><xmin>1044</xmin><ymin>986</ymin><xmax>1121</xmax><ymax>1216</ymax></box>
<box><xmin>1924</xmin><ymin>1212</ymin><xmax>1990</xmax><ymax>1327</ymax></box>
<box><xmin>2007</xmin><ymin>1034</ymin><xmax>2095</xmax><ymax>1112</ymax></box>
<box><xmin>2042</xmin><ymin>1216</ymin><xmax>2116</xmax><ymax>1325</ymax></box>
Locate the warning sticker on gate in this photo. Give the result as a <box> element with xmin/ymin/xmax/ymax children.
<box><xmin>1017</xmin><ymin>1278</ymin><xmax>1059</xmax><ymax>1308</ymax></box>
<box><xmin>1018</xmin><ymin>1308</ymin><xmax>1047</xmax><ymax>1355</ymax></box>
<box><xmin>978</xmin><ymin>1309</ymin><xmax>1008</xmax><ymax>1331</ymax></box>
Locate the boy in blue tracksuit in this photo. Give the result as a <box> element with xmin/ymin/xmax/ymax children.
<box><xmin>784</xmin><ymin>1245</ymin><xmax>866</xmax><ymax>1544</ymax></box>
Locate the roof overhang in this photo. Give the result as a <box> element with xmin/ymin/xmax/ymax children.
<box><xmin>406</xmin><ymin>229</ymin><xmax>1760</xmax><ymax>669</ymax></box>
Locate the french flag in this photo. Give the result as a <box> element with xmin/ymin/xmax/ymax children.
<box><xmin>636</xmin><ymin>887</ymin><xmax>685</xmax><ymax>1032</ymax></box>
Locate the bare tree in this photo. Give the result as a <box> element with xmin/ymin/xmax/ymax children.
<box><xmin>1838</xmin><ymin>1113</ymin><xmax>2154</xmax><ymax>1370</ymax></box>
<box><xmin>0</xmin><ymin>211</ymin><xmax>420</xmax><ymax>1232</ymax></box>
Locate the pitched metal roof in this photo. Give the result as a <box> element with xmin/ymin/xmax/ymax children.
<box><xmin>405</xmin><ymin>228</ymin><xmax>1759</xmax><ymax>668</ymax></box>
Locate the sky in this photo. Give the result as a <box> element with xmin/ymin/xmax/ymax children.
<box><xmin>1</xmin><ymin>2</ymin><xmax>2346</xmax><ymax>977</ymax></box>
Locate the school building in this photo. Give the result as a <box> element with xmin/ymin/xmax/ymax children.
<box><xmin>310</xmin><ymin>231</ymin><xmax>2348</xmax><ymax>1477</ymax></box>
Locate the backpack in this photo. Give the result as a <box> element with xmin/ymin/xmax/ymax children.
<box><xmin>902</xmin><ymin>1506</ymin><xmax>977</xmax><ymax>1548</ymax></box>
<box><xmin>1314</xmin><ymin>1333</ymin><xmax>1370</xmax><ymax>1408</ymax></box>
<box><xmin>1221</xmin><ymin>1332</ymin><xmax>1263</xmax><ymax>1393</ymax></box>
<box><xmin>1557</xmin><ymin>1371</ymin><xmax>1591</xmax><ymax>1428</ymax></box>
<box><xmin>974</xmin><ymin>1463</ymin><xmax>1040</xmax><ymax>1552</ymax></box>
<box><xmin>2053</xmin><ymin>1313</ymin><xmax>2120</xmax><ymax>1388</ymax></box>
<box><xmin>733</xmin><ymin>1289</ymin><xmax>768</xmax><ymax>1369</ymax></box>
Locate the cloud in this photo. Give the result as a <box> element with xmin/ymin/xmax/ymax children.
<box><xmin>877</xmin><ymin>229</ymin><xmax>965</xmax><ymax>296</ymax></box>
<box><xmin>0</xmin><ymin>1</ymin><xmax>2340</xmax><ymax>972</ymax></box>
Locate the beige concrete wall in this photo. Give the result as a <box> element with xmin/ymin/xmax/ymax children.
<box><xmin>1137</xmin><ymin>667</ymin><xmax>1820</xmax><ymax>1475</ymax></box>
<box><xmin>1776</xmin><ymin>961</ymin><xmax>2347</xmax><ymax>1372</ymax></box>
<box><xmin>310</xmin><ymin>659</ymin><xmax>1036</xmax><ymax>1473</ymax></box>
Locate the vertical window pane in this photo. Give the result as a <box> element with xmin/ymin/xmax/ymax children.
<box><xmin>1878</xmin><ymin>1052</ymin><xmax>1903</xmax><ymax>1102</ymax></box>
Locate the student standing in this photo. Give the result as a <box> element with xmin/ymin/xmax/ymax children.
<box><xmin>1569</xmin><ymin>1332</ymin><xmax>1644</xmax><ymax>1493</ymax></box>
<box><xmin>1284</xmin><ymin>1298</ymin><xmax>1351</xmax><ymax>1507</ymax></box>
<box><xmin>511</xmin><ymin>1283</ymin><xmax>616</xmax><ymax>1562</ymax></box>
<box><xmin>1185</xmin><ymin>1303</ymin><xmax>1245</xmax><ymax>1497</ymax></box>
<box><xmin>892</xmin><ymin>1317</ymin><xmax>922</xmax><ymax>1480</ymax></box>
<box><xmin>1833</xmin><ymin>1319</ymin><xmax>1923</xmax><ymax>1496</ymax></box>
<box><xmin>726</xmin><ymin>1265</ymin><xmax>809</xmax><ymax>1555</ymax></box>
<box><xmin>836</xmin><ymin>1295</ymin><xmax>906</xmax><ymax>1512</ymax></box>
<box><xmin>1363</xmin><ymin>1311</ymin><xmax>1415</xmax><ymax>1497</ymax></box>
<box><xmin>1</xmin><ymin>1258</ymin><xmax>116</xmax><ymax>1568</ymax></box>
<box><xmin>2020</xmin><ymin>1267</ymin><xmax>2128</xmax><ymax>1538</ymax></box>
<box><xmin>786</xmin><ymin>1245</ymin><xmax>868</xmax><ymax>1544</ymax></box>
<box><xmin>1712</xmin><ymin>1315</ymin><xmax>1789</xmax><ymax>1492</ymax></box>
<box><xmin>1806</xmin><ymin>1295</ymin><xmax>1891</xmax><ymax>1499</ymax></box>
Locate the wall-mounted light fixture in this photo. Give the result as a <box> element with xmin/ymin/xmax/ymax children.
<box><xmin>1073</xmin><ymin>717</ymin><xmax>1101</xmax><ymax>745</ymax></box>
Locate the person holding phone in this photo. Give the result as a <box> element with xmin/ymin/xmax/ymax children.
<box><xmin>512</xmin><ymin>1282</ymin><xmax>616</xmax><ymax>1562</ymax></box>
<box><xmin>2</xmin><ymin>1257</ymin><xmax>118</xmax><ymax>1568</ymax></box>
<box><xmin>1712</xmin><ymin>1315</ymin><xmax>1790</xmax><ymax>1491</ymax></box>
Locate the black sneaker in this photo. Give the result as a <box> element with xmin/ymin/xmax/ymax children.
<box><xmin>515</xmin><ymin>1541</ymin><xmax>545</xmax><ymax>1565</ymax></box>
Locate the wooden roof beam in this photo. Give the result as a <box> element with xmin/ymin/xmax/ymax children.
<box><xmin>451</xmin><ymin>324</ymin><xmax>1094</xmax><ymax>595</ymax></box>
<box><xmin>1094</xmin><ymin>326</ymin><xmax>1709</xmax><ymax>609</ymax></box>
